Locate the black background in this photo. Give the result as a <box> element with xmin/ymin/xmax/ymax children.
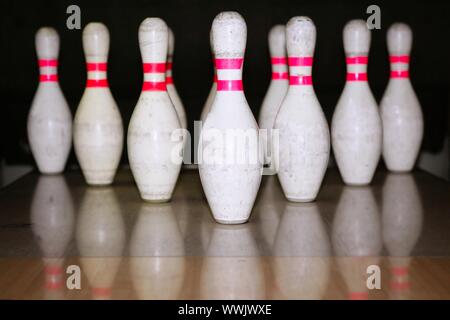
<box><xmin>1</xmin><ymin>0</ymin><xmax>449</xmax><ymax>166</ymax></box>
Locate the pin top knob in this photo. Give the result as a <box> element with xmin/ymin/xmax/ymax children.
<box><xmin>168</xmin><ymin>27</ymin><xmax>175</xmax><ymax>56</ymax></box>
<box><xmin>286</xmin><ymin>17</ymin><xmax>316</xmax><ymax>57</ymax></box>
<box><xmin>387</xmin><ymin>23</ymin><xmax>412</xmax><ymax>55</ymax></box>
<box><xmin>343</xmin><ymin>19</ymin><xmax>371</xmax><ymax>55</ymax></box>
<box><xmin>35</xmin><ymin>27</ymin><xmax>59</xmax><ymax>60</ymax></box>
<box><xmin>268</xmin><ymin>25</ymin><xmax>286</xmax><ymax>57</ymax></box>
<box><xmin>139</xmin><ymin>17</ymin><xmax>168</xmax><ymax>62</ymax></box>
<box><xmin>82</xmin><ymin>22</ymin><xmax>110</xmax><ymax>60</ymax></box>
<box><xmin>212</xmin><ymin>11</ymin><xmax>247</xmax><ymax>58</ymax></box>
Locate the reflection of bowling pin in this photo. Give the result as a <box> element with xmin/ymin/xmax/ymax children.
<box><xmin>274</xmin><ymin>17</ymin><xmax>330</xmax><ymax>202</ymax></box>
<box><xmin>128</xmin><ymin>18</ymin><xmax>182</xmax><ymax>203</ymax></box>
<box><xmin>381</xmin><ymin>23</ymin><xmax>423</xmax><ymax>172</ymax></box>
<box><xmin>331</xmin><ymin>20</ymin><xmax>382</xmax><ymax>186</ymax></box>
<box><xmin>76</xmin><ymin>188</ymin><xmax>125</xmax><ymax>300</ymax></box>
<box><xmin>73</xmin><ymin>23</ymin><xmax>124</xmax><ymax>186</ymax></box>
<box><xmin>28</xmin><ymin>27</ymin><xmax>72</xmax><ymax>174</ymax></box>
<box><xmin>258</xmin><ymin>25</ymin><xmax>289</xmax><ymax>164</ymax></box>
<box><xmin>200</xmin><ymin>31</ymin><xmax>216</xmax><ymax>122</ymax></box>
<box><xmin>200</xmin><ymin>225</ymin><xmax>265</xmax><ymax>299</ymax></box>
<box><xmin>382</xmin><ymin>174</ymin><xmax>423</xmax><ymax>298</ymax></box>
<box><xmin>31</xmin><ymin>175</ymin><xmax>74</xmax><ymax>299</ymax></box>
<box><xmin>167</xmin><ymin>28</ymin><xmax>187</xmax><ymax>130</ymax></box>
<box><xmin>129</xmin><ymin>204</ymin><xmax>185</xmax><ymax>299</ymax></box>
<box><xmin>198</xmin><ymin>12</ymin><xmax>262</xmax><ymax>224</ymax></box>
<box><xmin>332</xmin><ymin>187</ymin><xmax>382</xmax><ymax>300</ymax></box>
<box><xmin>272</xmin><ymin>203</ymin><xmax>330</xmax><ymax>299</ymax></box>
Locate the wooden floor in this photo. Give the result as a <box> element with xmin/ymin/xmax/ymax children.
<box><xmin>0</xmin><ymin>168</ymin><xmax>449</xmax><ymax>299</ymax></box>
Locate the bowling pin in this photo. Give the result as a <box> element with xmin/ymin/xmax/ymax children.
<box><xmin>274</xmin><ymin>17</ymin><xmax>330</xmax><ymax>202</ymax></box>
<box><xmin>167</xmin><ymin>28</ymin><xmax>187</xmax><ymax>129</ymax></box>
<box><xmin>200</xmin><ymin>31</ymin><xmax>216</xmax><ymax>122</ymax></box>
<box><xmin>73</xmin><ymin>23</ymin><xmax>124</xmax><ymax>186</ymax></box>
<box><xmin>198</xmin><ymin>11</ymin><xmax>262</xmax><ymax>224</ymax></box>
<box><xmin>258</xmin><ymin>25</ymin><xmax>289</xmax><ymax>164</ymax></box>
<box><xmin>381</xmin><ymin>23</ymin><xmax>423</xmax><ymax>172</ymax></box>
<box><xmin>128</xmin><ymin>18</ymin><xmax>182</xmax><ymax>202</ymax></box>
<box><xmin>27</xmin><ymin>27</ymin><xmax>72</xmax><ymax>174</ymax></box>
<box><xmin>331</xmin><ymin>19</ymin><xmax>382</xmax><ymax>186</ymax></box>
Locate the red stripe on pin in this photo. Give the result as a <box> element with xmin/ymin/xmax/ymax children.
<box><xmin>271</xmin><ymin>57</ymin><xmax>287</xmax><ymax>65</ymax></box>
<box><xmin>346</xmin><ymin>56</ymin><xmax>368</xmax><ymax>64</ymax></box>
<box><xmin>213</xmin><ymin>74</ymin><xmax>217</xmax><ymax>83</ymax></box>
<box><xmin>166</xmin><ymin>62</ymin><xmax>173</xmax><ymax>71</ymax></box>
<box><xmin>289</xmin><ymin>75</ymin><xmax>312</xmax><ymax>85</ymax></box>
<box><xmin>142</xmin><ymin>81</ymin><xmax>166</xmax><ymax>91</ymax></box>
<box><xmin>390</xmin><ymin>70</ymin><xmax>409</xmax><ymax>78</ymax></box>
<box><xmin>390</xmin><ymin>55</ymin><xmax>410</xmax><ymax>63</ymax></box>
<box><xmin>166</xmin><ymin>76</ymin><xmax>174</xmax><ymax>84</ymax></box>
<box><xmin>40</xmin><ymin>74</ymin><xmax>58</xmax><ymax>82</ymax></box>
<box><xmin>214</xmin><ymin>58</ymin><xmax>244</xmax><ymax>69</ymax></box>
<box><xmin>347</xmin><ymin>73</ymin><xmax>367</xmax><ymax>81</ymax></box>
<box><xmin>143</xmin><ymin>63</ymin><xmax>166</xmax><ymax>73</ymax></box>
<box><xmin>272</xmin><ymin>72</ymin><xmax>289</xmax><ymax>80</ymax></box>
<box><xmin>86</xmin><ymin>62</ymin><xmax>107</xmax><ymax>71</ymax></box>
<box><xmin>38</xmin><ymin>59</ymin><xmax>58</xmax><ymax>67</ymax></box>
<box><xmin>86</xmin><ymin>79</ymin><xmax>109</xmax><ymax>87</ymax></box>
<box><xmin>288</xmin><ymin>57</ymin><xmax>313</xmax><ymax>66</ymax></box>
<box><xmin>216</xmin><ymin>80</ymin><xmax>243</xmax><ymax>91</ymax></box>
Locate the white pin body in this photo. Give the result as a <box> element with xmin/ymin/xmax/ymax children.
<box><xmin>167</xmin><ymin>28</ymin><xmax>187</xmax><ymax>129</ymax></box>
<box><xmin>28</xmin><ymin>27</ymin><xmax>72</xmax><ymax>174</ymax></box>
<box><xmin>274</xmin><ymin>17</ymin><xmax>330</xmax><ymax>202</ymax></box>
<box><xmin>331</xmin><ymin>20</ymin><xmax>382</xmax><ymax>185</ymax></box>
<box><xmin>258</xmin><ymin>25</ymin><xmax>289</xmax><ymax>164</ymax></box>
<box><xmin>198</xmin><ymin>12</ymin><xmax>262</xmax><ymax>224</ymax></box>
<box><xmin>73</xmin><ymin>23</ymin><xmax>124</xmax><ymax>186</ymax></box>
<box><xmin>128</xmin><ymin>18</ymin><xmax>182</xmax><ymax>202</ymax></box>
<box><xmin>381</xmin><ymin>23</ymin><xmax>423</xmax><ymax>172</ymax></box>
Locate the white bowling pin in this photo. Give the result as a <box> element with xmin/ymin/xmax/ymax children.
<box><xmin>129</xmin><ymin>203</ymin><xmax>185</xmax><ymax>300</ymax></box>
<box><xmin>73</xmin><ymin>23</ymin><xmax>124</xmax><ymax>186</ymax></box>
<box><xmin>128</xmin><ymin>18</ymin><xmax>182</xmax><ymax>202</ymax></box>
<box><xmin>200</xmin><ymin>31</ymin><xmax>216</xmax><ymax>122</ymax></box>
<box><xmin>27</xmin><ymin>27</ymin><xmax>72</xmax><ymax>174</ymax></box>
<box><xmin>381</xmin><ymin>23</ymin><xmax>423</xmax><ymax>172</ymax></box>
<box><xmin>274</xmin><ymin>17</ymin><xmax>330</xmax><ymax>202</ymax></box>
<box><xmin>76</xmin><ymin>187</ymin><xmax>125</xmax><ymax>300</ymax></box>
<box><xmin>331</xmin><ymin>20</ymin><xmax>382</xmax><ymax>185</ymax></box>
<box><xmin>258</xmin><ymin>25</ymin><xmax>289</xmax><ymax>164</ymax></box>
<box><xmin>198</xmin><ymin>11</ymin><xmax>262</xmax><ymax>224</ymax></box>
<box><xmin>167</xmin><ymin>28</ymin><xmax>187</xmax><ymax>130</ymax></box>
<box><xmin>272</xmin><ymin>203</ymin><xmax>330</xmax><ymax>299</ymax></box>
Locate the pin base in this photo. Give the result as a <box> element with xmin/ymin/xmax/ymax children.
<box><xmin>142</xmin><ymin>198</ymin><xmax>171</xmax><ymax>204</ymax></box>
<box><xmin>214</xmin><ymin>218</ymin><xmax>248</xmax><ymax>225</ymax></box>
<box><xmin>286</xmin><ymin>197</ymin><xmax>315</xmax><ymax>203</ymax></box>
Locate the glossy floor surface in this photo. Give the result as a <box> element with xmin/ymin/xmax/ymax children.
<box><xmin>0</xmin><ymin>169</ymin><xmax>449</xmax><ymax>299</ymax></box>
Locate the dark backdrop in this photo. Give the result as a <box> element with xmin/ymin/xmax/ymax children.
<box><xmin>1</xmin><ymin>0</ymin><xmax>449</xmax><ymax>166</ymax></box>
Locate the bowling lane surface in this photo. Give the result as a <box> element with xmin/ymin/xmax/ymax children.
<box><xmin>0</xmin><ymin>169</ymin><xmax>449</xmax><ymax>299</ymax></box>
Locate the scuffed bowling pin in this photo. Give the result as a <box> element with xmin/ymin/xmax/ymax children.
<box><xmin>259</xmin><ymin>25</ymin><xmax>289</xmax><ymax>164</ymax></box>
<box><xmin>128</xmin><ymin>18</ymin><xmax>182</xmax><ymax>202</ymax></box>
<box><xmin>274</xmin><ymin>17</ymin><xmax>330</xmax><ymax>202</ymax></box>
<box><xmin>200</xmin><ymin>31</ymin><xmax>216</xmax><ymax>122</ymax></box>
<box><xmin>198</xmin><ymin>12</ymin><xmax>262</xmax><ymax>224</ymax></box>
<box><xmin>28</xmin><ymin>27</ymin><xmax>72</xmax><ymax>174</ymax></box>
<box><xmin>73</xmin><ymin>23</ymin><xmax>124</xmax><ymax>185</ymax></box>
<box><xmin>381</xmin><ymin>23</ymin><xmax>423</xmax><ymax>172</ymax></box>
<box><xmin>331</xmin><ymin>20</ymin><xmax>382</xmax><ymax>185</ymax></box>
<box><xmin>167</xmin><ymin>28</ymin><xmax>187</xmax><ymax>129</ymax></box>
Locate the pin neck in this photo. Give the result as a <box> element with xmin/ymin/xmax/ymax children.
<box><xmin>166</xmin><ymin>56</ymin><xmax>174</xmax><ymax>84</ymax></box>
<box><xmin>288</xmin><ymin>56</ymin><xmax>313</xmax><ymax>86</ymax></box>
<box><xmin>271</xmin><ymin>57</ymin><xmax>288</xmax><ymax>80</ymax></box>
<box><xmin>345</xmin><ymin>55</ymin><xmax>368</xmax><ymax>82</ymax></box>
<box><xmin>86</xmin><ymin>62</ymin><xmax>109</xmax><ymax>88</ymax></box>
<box><xmin>38</xmin><ymin>59</ymin><xmax>59</xmax><ymax>83</ymax></box>
<box><xmin>214</xmin><ymin>58</ymin><xmax>244</xmax><ymax>92</ymax></box>
<box><xmin>389</xmin><ymin>55</ymin><xmax>410</xmax><ymax>78</ymax></box>
<box><xmin>142</xmin><ymin>62</ymin><xmax>167</xmax><ymax>91</ymax></box>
